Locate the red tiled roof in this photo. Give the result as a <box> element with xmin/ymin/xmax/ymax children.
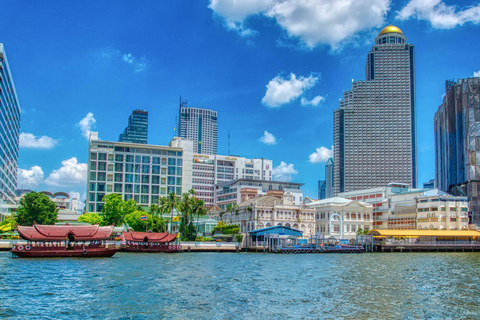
<box><xmin>123</xmin><ymin>231</ymin><xmax>177</xmax><ymax>243</ymax></box>
<box><xmin>17</xmin><ymin>223</ymin><xmax>114</xmax><ymax>241</ymax></box>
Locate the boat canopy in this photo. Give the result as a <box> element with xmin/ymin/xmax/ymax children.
<box><xmin>17</xmin><ymin>223</ymin><xmax>114</xmax><ymax>241</ymax></box>
<box><xmin>123</xmin><ymin>231</ymin><xmax>178</xmax><ymax>243</ymax></box>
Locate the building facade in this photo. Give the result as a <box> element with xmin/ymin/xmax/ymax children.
<box><xmin>434</xmin><ymin>77</ymin><xmax>480</xmax><ymax>225</ymax></box>
<box><xmin>86</xmin><ymin>132</ymin><xmax>193</xmax><ymax>213</ymax></box>
<box><xmin>339</xmin><ymin>184</ymin><xmax>469</xmax><ymax>231</ymax></box>
<box><xmin>215</xmin><ymin>179</ymin><xmax>303</xmax><ymax>210</ymax></box>
<box><xmin>213</xmin><ymin>191</ymin><xmax>316</xmax><ymax>237</ymax></box>
<box><xmin>318</xmin><ymin>180</ymin><xmax>326</xmax><ymax>200</ymax></box>
<box><xmin>307</xmin><ymin>197</ymin><xmax>374</xmax><ymax>240</ymax></box>
<box><xmin>325</xmin><ymin>158</ymin><xmax>334</xmax><ymax>198</ymax></box>
<box><xmin>178</xmin><ymin>101</ymin><xmax>217</xmax><ymax>154</ymax></box>
<box><xmin>0</xmin><ymin>44</ymin><xmax>21</xmax><ymax>218</ymax></box>
<box><xmin>119</xmin><ymin>109</ymin><xmax>148</xmax><ymax>144</ymax></box>
<box><xmin>334</xmin><ymin>25</ymin><xmax>417</xmax><ymax>195</ymax></box>
<box><xmin>192</xmin><ymin>154</ymin><xmax>272</xmax><ymax>207</ymax></box>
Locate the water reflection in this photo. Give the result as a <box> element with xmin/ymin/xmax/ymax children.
<box><xmin>0</xmin><ymin>252</ymin><xmax>479</xmax><ymax>319</ymax></box>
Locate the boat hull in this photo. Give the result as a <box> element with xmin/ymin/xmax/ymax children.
<box><xmin>122</xmin><ymin>244</ymin><xmax>181</xmax><ymax>253</ymax></box>
<box><xmin>11</xmin><ymin>244</ymin><xmax>118</xmax><ymax>258</ymax></box>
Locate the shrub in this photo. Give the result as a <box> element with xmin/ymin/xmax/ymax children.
<box><xmin>235</xmin><ymin>234</ymin><xmax>244</xmax><ymax>243</ymax></box>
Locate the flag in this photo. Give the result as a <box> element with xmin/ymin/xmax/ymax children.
<box><xmin>173</xmin><ymin>126</ymin><xmax>176</xmax><ymax>131</ymax></box>
<box><xmin>140</xmin><ymin>215</ymin><xmax>147</xmax><ymax>221</ymax></box>
<box><xmin>172</xmin><ymin>216</ymin><xmax>179</xmax><ymax>222</ymax></box>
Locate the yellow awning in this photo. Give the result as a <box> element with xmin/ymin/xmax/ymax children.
<box><xmin>368</xmin><ymin>229</ymin><xmax>480</xmax><ymax>237</ymax></box>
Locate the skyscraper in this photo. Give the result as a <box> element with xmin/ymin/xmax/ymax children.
<box><xmin>333</xmin><ymin>26</ymin><xmax>417</xmax><ymax>194</ymax></box>
<box><xmin>178</xmin><ymin>100</ymin><xmax>218</xmax><ymax>154</ymax></box>
<box><xmin>325</xmin><ymin>158</ymin><xmax>334</xmax><ymax>198</ymax></box>
<box><xmin>119</xmin><ymin>109</ymin><xmax>148</xmax><ymax>144</ymax></box>
<box><xmin>318</xmin><ymin>180</ymin><xmax>326</xmax><ymax>200</ymax></box>
<box><xmin>434</xmin><ymin>77</ymin><xmax>480</xmax><ymax>225</ymax></box>
<box><xmin>0</xmin><ymin>44</ymin><xmax>21</xmax><ymax>216</ymax></box>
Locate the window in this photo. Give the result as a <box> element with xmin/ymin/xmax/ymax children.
<box><xmin>152</xmin><ymin>165</ymin><xmax>160</xmax><ymax>174</ymax></box>
<box><xmin>135</xmin><ymin>156</ymin><xmax>141</xmax><ymax>163</ymax></box>
<box><xmin>176</xmin><ymin>177</ymin><xmax>182</xmax><ymax>185</ymax></box>
<box><xmin>151</xmin><ymin>195</ymin><xmax>159</xmax><ymax>204</ymax></box>
<box><xmin>89</xmin><ymin>183</ymin><xmax>95</xmax><ymax>191</ymax></box>
<box><xmin>98</xmin><ymin>162</ymin><xmax>106</xmax><ymax>171</ymax></box>
<box><xmin>167</xmin><ymin>186</ymin><xmax>175</xmax><ymax>194</ymax></box>
<box><xmin>141</xmin><ymin>195</ymin><xmax>149</xmax><ymax>204</ymax></box>
<box><xmin>90</xmin><ymin>172</ymin><xmax>96</xmax><ymax>180</ymax></box>
<box><xmin>98</xmin><ymin>153</ymin><xmax>107</xmax><ymax>160</ymax></box>
<box><xmin>90</xmin><ymin>161</ymin><xmax>97</xmax><ymax>170</ymax></box>
<box><xmin>125</xmin><ymin>184</ymin><xmax>133</xmax><ymax>193</ymax></box>
<box><xmin>90</xmin><ymin>152</ymin><xmax>97</xmax><ymax>160</ymax></box>
<box><xmin>168</xmin><ymin>177</ymin><xmax>175</xmax><ymax>185</ymax></box>
<box><xmin>115</xmin><ymin>154</ymin><xmax>123</xmax><ymax>161</ymax></box>
<box><xmin>177</xmin><ymin>159</ymin><xmax>182</xmax><ymax>166</ymax></box>
<box><xmin>126</xmin><ymin>164</ymin><xmax>134</xmax><ymax>172</ymax></box>
<box><xmin>134</xmin><ymin>175</ymin><xmax>140</xmax><ymax>183</ymax></box>
<box><xmin>152</xmin><ymin>157</ymin><xmax>160</xmax><ymax>164</ymax></box>
<box><xmin>134</xmin><ymin>185</ymin><xmax>140</xmax><ymax>193</ymax></box>
<box><xmin>126</xmin><ymin>155</ymin><xmax>134</xmax><ymax>162</ymax></box>
<box><xmin>125</xmin><ymin>174</ymin><xmax>133</xmax><ymax>182</ymax></box>
<box><xmin>168</xmin><ymin>167</ymin><xmax>175</xmax><ymax>175</ymax></box>
<box><xmin>152</xmin><ymin>186</ymin><xmax>159</xmax><ymax>194</ymax></box>
<box><xmin>176</xmin><ymin>187</ymin><xmax>181</xmax><ymax>195</ymax></box>
<box><xmin>152</xmin><ymin>176</ymin><xmax>159</xmax><ymax>184</ymax></box>
<box><xmin>114</xmin><ymin>173</ymin><xmax>122</xmax><ymax>182</ymax></box>
<box><xmin>141</xmin><ymin>185</ymin><xmax>149</xmax><ymax>193</ymax></box>
<box><xmin>135</xmin><ymin>164</ymin><xmax>141</xmax><ymax>173</ymax></box>
<box><xmin>142</xmin><ymin>165</ymin><xmax>150</xmax><ymax>174</ymax></box>
<box><xmin>114</xmin><ymin>184</ymin><xmax>122</xmax><ymax>192</ymax></box>
<box><xmin>161</xmin><ymin>167</ymin><xmax>166</xmax><ymax>175</ymax></box>
<box><xmin>115</xmin><ymin>163</ymin><xmax>123</xmax><ymax>172</ymax></box>
<box><xmin>97</xmin><ymin>172</ymin><xmax>106</xmax><ymax>181</ymax></box>
<box><xmin>176</xmin><ymin>167</ymin><xmax>182</xmax><ymax>175</ymax></box>
<box><xmin>97</xmin><ymin>183</ymin><xmax>105</xmax><ymax>192</ymax></box>
<box><xmin>142</xmin><ymin>156</ymin><xmax>150</xmax><ymax>164</ymax></box>
<box><xmin>142</xmin><ymin>175</ymin><xmax>149</xmax><ymax>183</ymax></box>
<box><xmin>161</xmin><ymin>158</ymin><xmax>167</xmax><ymax>165</ymax></box>
<box><xmin>168</xmin><ymin>158</ymin><xmax>176</xmax><ymax>165</ymax></box>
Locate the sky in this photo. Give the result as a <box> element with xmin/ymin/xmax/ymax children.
<box><xmin>1</xmin><ymin>0</ymin><xmax>480</xmax><ymax>205</ymax></box>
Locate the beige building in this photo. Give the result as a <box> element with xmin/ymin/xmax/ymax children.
<box><xmin>307</xmin><ymin>197</ymin><xmax>374</xmax><ymax>240</ymax></box>
<box><xmin>211</xmin><ymin>191</ymin><xmax>316</xmax><ymax>237</ymax></box>
<box><xmin>416</xmin><ymin>195</ymin><xmax>469</xmax><ymax>230</ymax></box>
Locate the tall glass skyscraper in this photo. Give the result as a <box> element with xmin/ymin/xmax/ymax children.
<box><xmin>178</xmin><ymin>100</ymin><xmax>218</xmax><ymax>154</ymax></box>
<box><xmin>434</xmin><ymin>77</ymin><xmax>480</xmax><ymax>225</ymax></box>
<box><xmin>119</xmin><ymin>109</ymin><xmax>148</xmax><ymax>144</ymax></box>
<box><xmin>333</xmin><ymin>26</ymin><xmax>417</xmax><ymax>194</ymax></box>
<box><xmin>0</xmin><ymin>44</ymin><xmax>21</xmax><ymax>211</ymax></box>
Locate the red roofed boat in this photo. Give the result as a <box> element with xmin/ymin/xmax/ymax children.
<box><xmin>12</xmin><ymin>224</ymin><xmax>119</xmax><ymax>258</ymax></box>
<box><xmin>122</xmin><ymin>231</ymin><xmax>181</xmax><ymax>252</ymax></box>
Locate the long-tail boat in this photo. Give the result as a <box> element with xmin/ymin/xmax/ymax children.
<box><xmin>11</xmin><ymin>223</ymin><xmax>119</xmax><ymax>258</ymax></box>
<box><xmin>122</xmin><ymin>231</ymin><xmax>181</xmax><ymax>252</ymax></box>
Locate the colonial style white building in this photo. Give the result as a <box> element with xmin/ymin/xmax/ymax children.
<box><xmin>306</xmin><ymin>197</ymin><xmax>374</xmax><ymax>240</ymax></box>
<box><xmin>211</xmin><ymin>191</ymin><xmax>316</xmax><ymax>237</ymax></box>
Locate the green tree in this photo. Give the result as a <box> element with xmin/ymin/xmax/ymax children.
<box><xmin>150</xmin><ymin>202</ymin><xmax>166</xmax><ymax>232</ymax></box>
<box><xmin>101</xmin><ymin>194</ymin><xmax>143</xmax><ymax>226</ymax></box>
<box><xmin>78</xmin><ymin>212</ymin><xmax>104</xmax><ymax>225</ymax></box>
<box><xmin>15</xmin><ymin>191</ymin><xmax>58</xmax><ymax>226</ymax></box>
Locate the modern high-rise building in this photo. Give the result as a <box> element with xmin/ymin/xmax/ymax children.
<box><xmin>178</xmin><ymin>100</ymin><xmax>218</xmax><ymax>154</ymax></box>
<box><xmin>0</xmin><ymin>44</ymin><xmax>21</xmax><ymax>217</ymax></box>
<box><xmin>434</xmin><ymin>77</ymin><xmax>480</xmax><ymax>225</ymax></box>
<box><xmin>119</xmin><ymin>109</ymin><xmax>148</xmax><ymax>144</ymax></box>
<box><xmin>318</xmin><ymin>180</ymin><xmax>326</xmax><ymax>200</ymax></box>
<box><xmin>334</xmin><ymin>26</ymin><xmax>417</xmax><ymax>194</ymax></box>
<box><xmin>87</xmin><ymin>132</ymin><xmax>192</xmax><ymax>213</ymax></box>
<box><xmin>325</xmin><ymin>158</ymin><xmax>334</xmax><ymax>198</ymax></box>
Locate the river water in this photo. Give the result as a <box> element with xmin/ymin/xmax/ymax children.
<box><xmin>0</xmin><ymin>251</ymin><xmax>479</xmax><ymax>319</ymax></box>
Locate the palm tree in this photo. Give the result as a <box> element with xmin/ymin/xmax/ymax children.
<box><xmin>160</xmin><ymin>192</ymin><xmax>178</xmax><ymax>233</ymax></box>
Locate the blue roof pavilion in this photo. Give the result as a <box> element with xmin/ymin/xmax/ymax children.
<box><xmin>248</xmin><ymin>225</ymin><xmax>303</xmax><ymax>237</ymax></box>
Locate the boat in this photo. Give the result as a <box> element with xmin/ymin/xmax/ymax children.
<box><xmin>122</xmin><ymin>231</ymin><xmax>181</xmax><ymax>252</ymax></box>
<box><xmin>11</xmin><ymin>223</ymin><xmax>119</xmax><ymax>258</ymax></box>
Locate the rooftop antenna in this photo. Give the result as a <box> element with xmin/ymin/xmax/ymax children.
<box><xmin>228</xmin><ymin>131</ymin><xmax>230</xmax><ymax>155</ymax></box>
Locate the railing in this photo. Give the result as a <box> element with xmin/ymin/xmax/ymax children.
<box><xmin>379</xmin><ymin>240</ymin><xmax>480</xmax><ymax>246</ymax></box>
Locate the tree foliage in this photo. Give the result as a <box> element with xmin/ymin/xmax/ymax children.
<box><xmin>101</xmin><ymin>194</ymin><xmax>143</xmax><ymax>226</ymax></box>
<box><xmin>78</xmin><ymin>212</ymin><xmax>104</xmax><ymax>225</ymax></box>
<box><xmin>124</xmin><ymin>210</ymin><xmax>167</xmax><ymax>232</ymax></box>
<box><xmin>15</xmin><ymin>191</ymin><xmax>58</xmax><ymax>226</ymax></box>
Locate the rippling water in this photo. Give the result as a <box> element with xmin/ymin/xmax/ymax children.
<box><xmin>0</xmin><ymin>251</ymin><xmax>479</xmax><ymax>319</ymax></box>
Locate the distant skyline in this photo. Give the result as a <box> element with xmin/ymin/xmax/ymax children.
<box><xmin>2</xmin><ymin>0</ymin><xmax>480</xmax><ymax>205</ymax></box>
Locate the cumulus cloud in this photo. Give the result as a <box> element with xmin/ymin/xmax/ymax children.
<box><xmin>474</xmin><ymin>70</ymin><xmax>480</xmax><ymax>77</ymax></box>
<box><xmin>259</xmin><ymin>130</ymin><xmax>277</xmax><ymax>145</ymax></box>
<box><xmin>209</xmin><ymin>0</ymin><xmax>390</xmax><ymax>49</ymax></box>
<box><xmin>208</xmin><ymin>0</ymin><xmax>273</xmax><ymax>36</ymax></box>
<box><xmin>397</xmin><ymin>0</ymin><xmax>480</xmax><ymax>29</ymax></box>
<box><xmin>273</xmin><ymin>161</ymin><xmax>298</xmax><ymax>181</ymax></box>
<box><xmin>17</xmin><ymin>166</ymin><xmax>44</xmax><ymax>188</ymax></box>
<box><xmin>77</xmin><ymin>112</ymin><xmax>96</xmax><ymax>140</ymax></box>
<box><xmin>103</xmin><ymin>49</ymin><xmax>147</xmax><ymax>73</ymax></box>
<box><xmin>308</xmin><ymin>146</ymin><xmax>333</xmax><ymax>163</ymax></box>
<box><xmin>300</xmin><ymin>95</ymin><xmax>325</xmax><ymax>107</ymax></box>
<box><xmin>19</xmin><ymin>133</ymin><xmax>59</xmax><ymax>149</ymax></box>
<box><xmin>45</xmin><ymin>157</ymin><xmax>87</xmax><ymax>187</ymax></box>
<box><xmin>262</xmin><ymin>73</ymin><xmax>318</xmax><ymax>107</ymax></box>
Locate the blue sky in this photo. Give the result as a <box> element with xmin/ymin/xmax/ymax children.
<box><xmin>2</xmin><ymin>0</ymin><xmax>480</xmax><ymax>204</ymax></box>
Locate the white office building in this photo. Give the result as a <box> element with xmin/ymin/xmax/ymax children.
<box><xmin>192</xmin><ymin>154</ymin><xmax>272</xmax><ymax>206</ymax></box>
<box><xmin>86</xmin><ymin>133</ymin><xmax>193</xmax><ymax>213</ymax></box>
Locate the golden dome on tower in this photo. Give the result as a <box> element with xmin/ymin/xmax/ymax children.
<box><xmin>378</xmin><ymin>25</ymin><xmax>403</xmax><ymax>36</ymax></box>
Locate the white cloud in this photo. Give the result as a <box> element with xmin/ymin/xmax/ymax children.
<box><xmin>308</xmin><ymin>146</ymin><xmax>333</xmax><ymax>163</ymax></box>
<box><xmin>474</xmin><ymin>70</ymin><xmax>480</xmax><ymax>77</ymax></box>
<box><xmin>45</xmin><ymin>157</ymin><xmax>87</xmax><ymax>187</ymax></box>
<box><xmin>77</xmin><ymin>112</ymin><xmax>96</xmax><ymax>140</ymax></box>
<box><xmin>259</xmin><ymin>130</ymin><xmax>277</xmax><ymax>145</ymax></box>
<box><xmin>103</xmin><ymin>49</ymin><xmax>147</xmax><ymax>72</ymax></box>
<box><xmin>397</xmin><ymin>0</ymin><xmax>480</xmax><ymax>29</ymax></box>
<box><xmin>208</xmin><ymin>0</ymin><xmax>273</xmax><ymax>36</ymax></box>
<box><xmin>262</xmin><ymin>73</ymin><xmax>318</xmax><ymax>107</ymax></box>
<box><xmin>209</xmin><ymin>0</ymin><xmax>390</xmax><ymax>49</ymax></box>
<box><xmin>273</xmin><ymin>161</ymin><xmax>298</xmax><ymax>181</ymax></box>
<box><xmin>300</xmin><ymin>95</ymin><xmax>325</xmax><ymax>107</ymax></box>
<box><xmin>17</xmin><ymin>165</ymin><xmax>44</xmax><ymax>188</ymax></box>
<box><xmin>19</xmin><ymin>133</ymin><xmax>59</xmax><ymax>149</ymax></box>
